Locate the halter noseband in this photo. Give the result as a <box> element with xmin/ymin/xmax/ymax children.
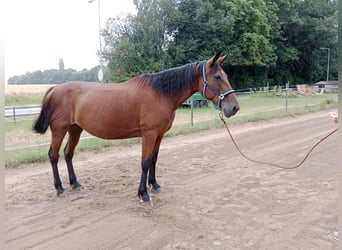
<box><xmin>201</xmin><ymin>60</ymin><xmax>235</xmax><ymax>111</ymax></box>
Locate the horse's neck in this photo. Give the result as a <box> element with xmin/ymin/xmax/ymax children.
<box><xmin>174</xmin><ymin>85</ymin><xmax>198</xmax><ymax>108</ymax></box>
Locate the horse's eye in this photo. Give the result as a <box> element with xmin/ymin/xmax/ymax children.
<box><xmin>215</xmin><ymin>75</ymin><xmax>221</xmax><ymax>80</ymax></box>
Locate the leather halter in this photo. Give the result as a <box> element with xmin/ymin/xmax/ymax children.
<box><xmin>201</xmin><ymin>60</ymin><xmax>235</xmax><ymax>111</ymax></box>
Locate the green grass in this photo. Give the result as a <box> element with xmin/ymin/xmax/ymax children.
<box><xmin>5</xmin><ymin>146</ymin><xmax>48</xmax><ymax>167</ymax></box>
<box><xmin>5</xmin><ymin>93</ymin><xmax>44</xmax><ymax>107</ymax></box>
<box><xmin>5</xmin><ymin>92</ymin><xmax>338</xmax><ymax>167</ymax></box>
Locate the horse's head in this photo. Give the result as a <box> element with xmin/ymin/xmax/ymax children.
<box><xmin>199</xmin><ymin>52</ymin><xmax>240</xmax><ymax>118</ymax></box>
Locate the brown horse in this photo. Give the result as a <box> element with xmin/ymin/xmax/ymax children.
<box><xmin>33</xmin><ymin>52</ymin><xmax>239</xmax><ymax>202</ymax></box>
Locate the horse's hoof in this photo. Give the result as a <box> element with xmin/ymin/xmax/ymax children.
<box><xmin>72</xmin><ymin>180</ymin><xmax>82</xmax><ymax>189</ymax></box>
<box><xmin>151</xmin><ymin>186</ymin><xmax>162</xmax><ymax>194</ymax></box>
<box><xmin>149</xmin><ymin>183</ymin><xmax>161</xmax><ymax>193</ymax></box>
<box><xmin>72</xmin><ymin>185</ymin><xmax>83</xmax><ymax>192</ymax></box>
<box><xmin>140</xmin><ymin>197</ymin><xmax>153</xmax><ymax>207</ymax></box>
<box><xmin>71</xmin><ymin>180</ymin><xmax>82</xmax><ymax>188</ymax></box>
<box><xmin>139</xmin><ymin>192</ymin><xmax>151</xmax><ymax>203</ymax></box>
<box><xmin>140</xmin><ymin>199</ymin><xmax>153</xmax><ymax>207</ymax></box>
<box><xmin>56</xmin><ymin>187</ymin><xmax>65</xmax><ymax>196</ymax></box>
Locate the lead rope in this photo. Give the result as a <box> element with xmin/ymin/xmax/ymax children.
<box><xmin>219</xmin><ymin>112</ymin><xmax>338</xmax><ymax>169</ymax></box>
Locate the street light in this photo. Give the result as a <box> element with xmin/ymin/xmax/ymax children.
<box><xmin>320</xmin><ymin>47</ymin><xmax>330</xmax><ymax>83</ymax></box>
<box><xmin>89</xmin><ymin>0</ymin><xmax>104</xmax><ymax>82</ymax></box>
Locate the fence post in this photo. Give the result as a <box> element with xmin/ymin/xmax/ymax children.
<box><xmin>190</xmin><ymin>95</ymin><xmax>194</xmax><ymax>126</ymax></box>
<box><xmin>13</xmin><ymin>106</ymin><xmax>16</xmax><ymax>124</ymax></box>
<box><xmin>285</xmin><ymin>81</ymin><xmax>289</xmax><ymax>112</ymax></box>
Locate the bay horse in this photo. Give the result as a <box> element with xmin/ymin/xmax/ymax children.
<box><xmin>33</xmin><ymin>52</ymin><xmax>239</xmax><ymax>202</ymax></box>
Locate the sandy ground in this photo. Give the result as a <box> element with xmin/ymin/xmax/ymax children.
<box><xmin>5</xmin><ymin>111</ymin><xmax>338</xmax><ymax>249</ymax></box>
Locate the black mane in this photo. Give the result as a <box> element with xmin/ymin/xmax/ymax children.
<box><xmin>139</xmin><ymin>61</ymin><xmax>203</xmax><ymax>96</ymax></box>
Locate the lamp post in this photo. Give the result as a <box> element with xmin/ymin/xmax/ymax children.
<box><xmin>320</xmin><ymin>47</ymin><xmax>330</xmax><ymax>83</ymax></box>
<box><xmin>89</xmin><ymin>0</ymin><xmax>104</xmax><ymax>82</ymax></box>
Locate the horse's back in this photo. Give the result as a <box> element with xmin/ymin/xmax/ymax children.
<box><xmin>49</xmin><ymin>81</ymin><xmax>128</xmax><ymax>105</ymax></box>
<box><xmin>51</xmin><ymin>81</ymin><xmax>106</xmax><ymax>95</ymax></box>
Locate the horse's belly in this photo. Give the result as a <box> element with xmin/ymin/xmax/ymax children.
<box><xmin>74</xmin><ymin>101</ymin><xmax>142</xmax><ymax>139</ymax></box>
<box><xmin>81</xmin><ymin>122</ymin><xmax>141</xmax><ymax>140</ymax></box>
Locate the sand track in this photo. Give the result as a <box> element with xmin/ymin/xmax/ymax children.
<box><xmin>5</xmin><ymin>111</ymin><xmax>338</xmax><ymax>249</ymax></box>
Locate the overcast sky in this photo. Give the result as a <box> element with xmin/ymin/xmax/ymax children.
<box><xmin>5</xmin><ymin>0</ymin><xmax>136</xmax><ymax>82</ymax></box>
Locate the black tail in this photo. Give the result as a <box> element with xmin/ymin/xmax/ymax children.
<box><xmin>33</xmin><ymin>87</ymin><xmax>54</xmax><ymax>134</ymax></box>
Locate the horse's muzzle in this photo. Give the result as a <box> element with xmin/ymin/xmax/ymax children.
<box><xmin>222</xmin><ymin>103</ymin><xmax>240</xmax><ymax>118</ymax></box>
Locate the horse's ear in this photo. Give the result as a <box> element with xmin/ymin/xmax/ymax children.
<box><xmin>218</xmin><ymin>55</ymin><xmax>227</xmax><ymax>65</ymax></box>
<box><xmin>209</xmin><ymin>51</ymin><xmax>222</xmax><ymax>66</ymax></box>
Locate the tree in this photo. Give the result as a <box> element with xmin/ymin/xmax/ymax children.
<box><xmin>102</xmin><ymin>0</ymin><xmax>176</xmax><ymax>82</ymax></box>
<box><xmin>166</xmin><ymin>0</ymin><xmax>235</xmax><ymax>65</ymax></box>
<box><xmin>102</xmin><ymin>15</ymin><xmax>141</xmax><ymax>82</ymax></box>
<box><xmin>268</xmin><ymin>0</ymin><xmax>337</xmax><ymax>84</ymax></box>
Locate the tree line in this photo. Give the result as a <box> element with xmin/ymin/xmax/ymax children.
<box><xmin>103</xmin><ymin>0</ymin><xmax>337</xmax><ymax>89</ymax></box>
<box><xmin>7</xmin><ymin>66</ymin><xmax>101</xmax><ymax>84</ymax></box>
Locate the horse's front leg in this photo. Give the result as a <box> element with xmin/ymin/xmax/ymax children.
<box><xmin>138</xmin><ymin>157</ymin><xmax>153</xmax><ymax>202</ymax></box>
<box><xmin>138</xmin><ymin>134</ymin><xmax>163</xmax><ymax>202</ymax></box>
<box><xmin>148</xmin><ymin>149</ymin><xmax>161</xmax><ymax>193</ymax></box>
<box><xmin>148</xmin><ymin>135</ymin><xmax>163</xmax><ymax>193</ymax></box>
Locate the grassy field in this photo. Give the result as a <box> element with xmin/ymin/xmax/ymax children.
<box><xmin>5</xmin><ymin>91</ymin><xmax>338</xmax><ymax>167</ymax></box>
<box><xmin>5</xmin><ymin>84</ymin><xmax>55</xmax><ymax>94</ymax></box>
<box><xmin>5</xmin><ymin>84</ymin><xmax>55</xmax><ymax>107</ymax></box>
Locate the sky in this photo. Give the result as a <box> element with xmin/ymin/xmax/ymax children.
<box><xmin>5</xmin><ymin>0</ymin><xmax>136</xmax><ymax>82</ymax></box>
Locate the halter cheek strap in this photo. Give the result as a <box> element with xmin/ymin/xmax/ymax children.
<box><xmin>201</xmin><ymin>60</ymin><xmax>235</xmax><ymax>111</ymax></box>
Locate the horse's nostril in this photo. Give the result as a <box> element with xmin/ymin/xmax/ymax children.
<box><xmin>232</xmin><ymin>105</ymin><xmax>240</xmax><ymax>113</ymax></box>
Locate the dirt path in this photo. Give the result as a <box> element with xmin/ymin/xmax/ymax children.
<box><xmin>5</xmin><ymin>111</ymin><xmax>338</xmax><ymax>249</ymax></box>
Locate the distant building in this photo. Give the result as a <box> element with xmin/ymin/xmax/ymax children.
<box><xmin>314</xmin><ymin>81</ymin><xmax>338</xmax><ymax>92</ymax></box>
<box><xmin>59</xmin><ymin>58</ymin><xmax>65</xmax><ymax>71</ymax></box>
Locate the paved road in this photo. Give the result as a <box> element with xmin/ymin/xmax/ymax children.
<box><xmin>4</xmin><ymin>107</ymin><xmax>41</xmax><ymax>117</ymax></box>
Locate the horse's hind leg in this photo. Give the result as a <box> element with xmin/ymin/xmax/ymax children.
<box><xmin>49</xmin><ymin>129</ymin><xmax>68</xmax><ymax>195</ymax></box>
<box><xmin>64</xmin><ymin>124</ymin><xmax>83</xmax><ymax>190</ymax></box>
